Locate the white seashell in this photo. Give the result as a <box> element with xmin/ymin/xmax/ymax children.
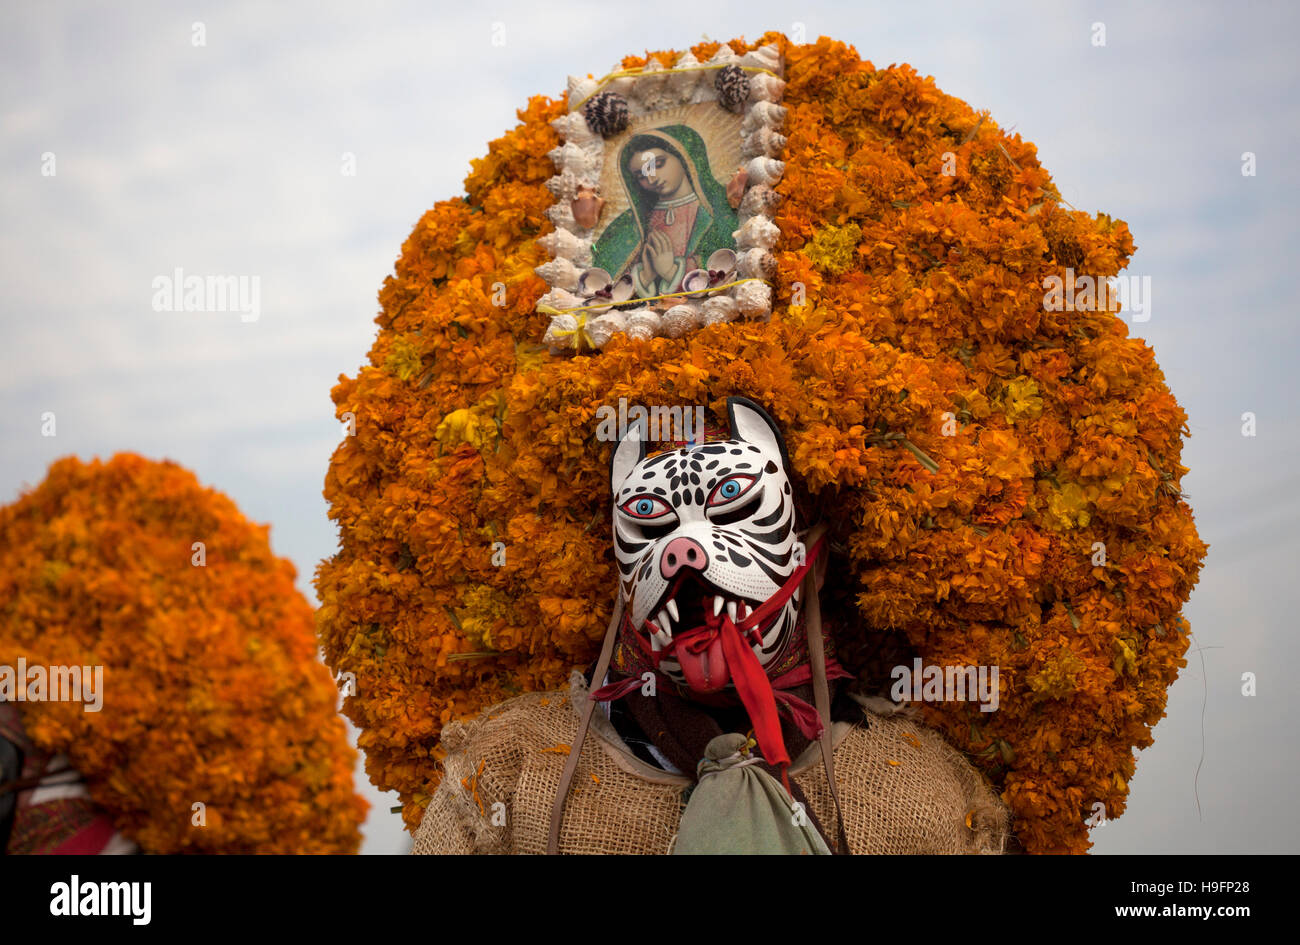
<box><xmin>609</xmin><ymin>274</ymin><xmax>635</xmax><ymax>303</ymax></box>
<box><xmin>545</xmin><ymin>201</ymin><xmax>578</xmax><ymax>231</ymax></box>
<box><xmin>742</xmin><ymin>101</ymin><xmax>788</xmax><ymax>131</ymax></box>
<box><xmin>550</xmin><ymin>112</ymin><xmax>582</xmax><ymax>137</ymax></box>
<box><xmin>606</xmin><ymin>66</ymin><xmax>637</xmax><ymax>98</ymax></box>
<box><xmin>733</xmin><ymin>215</ymin><xmax>781</xmax><ymax>250</ymax></box>
<box><xmin>747</xmin><ymin>73</ymin><xmax>786</xmax><ymax>103</ymax></box>
<box><xmin>539</xmin><ymin>287</ymin><xmax>587</xmax><ymax>312</ymax></box>
<box><xmin>741</xmin><ymin>45</ymin><xmax>782</xmax><ymax>76</ymax></box>
<box><xmin>741</xmin><ymin>126</ymin><xmax>787</xmax><ymax>158</ymax></box>
<box><xmin>625</xmin><ymin>307</ymin><xmax>663</xmax><ymax>341</ymax></box>
<box><xmin>701</xmin><ymin>296</ymin><xmax>739</xmax><ymax>326</ymax></box>
<box><xmin>687</xmin><ymin>81</ymin><xmax>717</xmax><ymax>106</ymax></box>
<box><xmin>599</xmin><ymin>309</ymin><xmax>629</xmax><ymax>332</ymax></box>
<box><xmin>535</xmin><ymin>256</ymin><xmax>583</xmax><ymax>290</ymax></box>
<box><xmin>633</xmin><ymin>58</ymin><xmax>676</xmax><ymax>112</ymax></box>
<box><xmin>707</xmin><ymin>44</ymin><xmax>739</xmax><ymax>66</ymax></box>
<box><xmin>575</xmin><ymin>270</ymin><xmax>613</xmax><ymax>314</ymax></box>
<box><xmin>670</xmin><ymin>50</ymin><xmax>704</xmax><ymax>99</ymax></box>
<box><xmin>732</xmin><ymin>279</ymin><xmax>772</xmax><ymax>318</ymax></box>
<box><xmin>568</xmin><ymin>75</ymin><xmax>600</xmax><ymax>109</ymax></box>
<box><xmin>554</xmin><ymin>120</ymin><xmax>600</xmax><ymax>151</ymax></box>
<box><xmin>538</xmin><ymin>230</ymin><xmax>592</xmax><ymax>265</ymax></box>
<box><xmin>550</xmin><ymin>142</ymin><xmax>598</xmax><ymax>178</ymax></box>
<box><xmin>736</xmin><ymin>248</ymin><xmax>776</xmax><ymax>280</ymax></box>
<box><xmin>706</xmin><ymin>248</ymin><xmax>738</xmax><ymax>275</ymax></box>
<box><xmin>661</xmin><ymin>303</ymin><xmax>702</xmax><ymax>338</ymax></box>
<box><xmin>545</xmin><ymin>169</ymin><xmax>589</xmax><ymax>201</ymax></box>
<box><xmin>739</xmin><ymin>183</ymin><xmax>782</xmax><ymax>216</ymax></box>
<box><xmin>577</xmin><ymin>267</ymin><xmax>613</xmax><ymax>297</ymax></box>
<box><xmin>680</xmin><ymin>269</ymin><xmax>713</xmax><ymax>297</ymax></box>
<box><xmin>542</xmin><ymin>313</ymin><xmax>579</xmax><ymax>350</ymax></box>
<box><xmin>586</xmin><ymin>311</ymin><xmax>628</xmax><ymax>349</ymax></box>
<box><xmin>745</xmin><ymin>155</ymin><xmax>785</xmax><ymax>187</ymax></box>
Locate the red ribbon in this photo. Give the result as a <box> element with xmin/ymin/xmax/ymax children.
<box><xmin>589</xmin><ymin>675</ymin><xmax>645</xmax><ymax>702</ymax></box>
<box><xmin>592</xmin><ymin>535</ymin><xmax>846</xmax><ymax>791</ymax></box>
<box><xmin>717</xmin><ymin>609</ymin><xmax>789</xmax><ymax>769</ymax></box>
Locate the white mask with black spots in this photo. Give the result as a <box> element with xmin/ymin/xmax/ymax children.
<box><xmin>609</xmin><ymin>397</ymin><xmax>805</xmax><ymax>694</ymax></box>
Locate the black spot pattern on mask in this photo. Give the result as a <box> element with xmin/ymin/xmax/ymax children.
<box><xmin>694</xmin><ymin>487</ymin><xmax>704</xmax><ymax>505</ymax></box>
<box><xmin>728</xmin><ymin>550</ymin><xmax>753</xmax><ymax>567</ymax></box>
<box><xmin>706</xmin><ymin>460</ymin><xmax>719</xmax><ymax>470</ymax></box>
<box><xmin>730</xmin><ymin>449</ymin><xmax>743</xmax><ymax>455</ymax></box>
<box><xmin>689</xmin><ymin>472</ymin><xmax>700</xmax><ymax>485</ymax></box>
<box><xmin>652</xmin><ymin>487</ymin><xmax>666</xmax><ymax>495</ymax></box>
<box><xmin>764</xmin><ymin>461</ymin><xmax>778</xmax><ymax>473</ymax></box>
<box><xmin>783</xmin><ymin>483</ymin><xmax>791</xmax><ymax>494</ymax></box>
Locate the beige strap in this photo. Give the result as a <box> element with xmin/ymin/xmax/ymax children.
<box><xmin>802</xmin><ymin>523</ymin><xmax>851</xmax><ymax>853</ymax></box>
<box><xmin>546</xmin><ymin>596</ymin><xmax>624</xmax><ymax>855</ymax></box>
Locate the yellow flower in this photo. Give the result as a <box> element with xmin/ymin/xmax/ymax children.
<box><xmin>1003</xmin><ymin>376</ymin><xmax>1044</xmax><ymax>422</ymax></box>
<box><xmin>384</xmin><ymin>334</ymin><xmax>423</xmax><ymax>381</ymax></box>
<box><xmin>805</xmin><ymin>222</ymin><xmax>862</xmax><ymax>275</ymax></box>
<box><xmin>1046</xmin><ymin>481</ymin><xmax>1092</xmax><ymax>529</ymax></box>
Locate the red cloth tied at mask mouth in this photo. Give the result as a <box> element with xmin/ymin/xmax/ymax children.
<box><xmin>591</xmin><ymin>533</ymin><xmax>851</xmax><ymax>789</ymax></box>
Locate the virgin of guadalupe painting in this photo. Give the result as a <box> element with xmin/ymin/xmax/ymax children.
<box><xmin>592</xmin><ymin>123</ymin><xmax>739</xmax><ymax>299</ymax></box>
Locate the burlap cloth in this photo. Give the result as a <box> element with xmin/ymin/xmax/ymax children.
<box><xmin>412</xmin><ymin>673</ymin><xmax>1010</xmax><ymax>855</ymax></box>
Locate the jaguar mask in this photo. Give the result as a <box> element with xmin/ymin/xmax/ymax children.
<box><xmin>609</xmin><ymin>397</ymin><xmax>806</xmax><ymax>695</ymax></box>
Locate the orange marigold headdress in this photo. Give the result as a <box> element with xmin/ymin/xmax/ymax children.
<box><xmin>0</xmin><ymin>454</ymin><xmax>367</xmax><ymax>853</ymax></box>
<box><xmin>317</xmin><ymin>31</ymin><xmax>1206</xmax><ymax>854</ymax></box>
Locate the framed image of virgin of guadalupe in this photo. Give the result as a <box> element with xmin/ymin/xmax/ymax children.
<box><xmin>593</xmin><ymin>114</ymin><xmax>740</xmax><ymax>300</ymax></box>
<box><xmin>538</xmin><ymin>44</ymin><xmax>788</xmax><ymax>353</ymax></box>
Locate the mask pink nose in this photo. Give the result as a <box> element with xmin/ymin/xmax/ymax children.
<box><xmin>660</xmin><ymin>537</ymin><xmax>708</xmax><ymax>579</ymax></box>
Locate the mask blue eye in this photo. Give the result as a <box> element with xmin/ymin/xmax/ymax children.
<box><xmin>620</xmin><ymin>495</ymin><xmax>671</xmax><ymax>519</ymax></box>
<box><xmin>707</xmin><ymin>474</ymin><xmax>757</xmax><ymax>507</ymax></box>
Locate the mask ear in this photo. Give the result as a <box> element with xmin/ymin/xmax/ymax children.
<box><xmin>610</xmin><ymin>417</ymin><xmax>648</xmax><ymax>493</ymax></box>
<box><xmin>726</xmin><ymin>396</ymin><xmax>790</xmax><ymax>470</ymax></box>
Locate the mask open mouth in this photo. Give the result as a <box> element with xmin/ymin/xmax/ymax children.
<box><xmin>641</xmin><ymin>572</ymin><xmax>774</xmax><ymax>693</ymax></box>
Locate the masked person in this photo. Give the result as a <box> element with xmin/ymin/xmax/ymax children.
<box><xmin>413</xmin><ymin>399</ymin><xmax>1012</xmax><ymax>855</ymax></box>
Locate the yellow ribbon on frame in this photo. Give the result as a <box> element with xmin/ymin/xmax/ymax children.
<box><xmin>547</xmin><ymin>312</ymin><xmax>593</xmax><ymax>353</ymax></box>
<box><xmin>537</xmin><ymin>277</ymin><xmax>764</xmax><ymax>318</ymax></box>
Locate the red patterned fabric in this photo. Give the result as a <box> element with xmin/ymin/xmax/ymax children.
<box><xmin>0</xmin><ymin>702</ymin><xmax>133</xmax><ymax>855</ymax></box>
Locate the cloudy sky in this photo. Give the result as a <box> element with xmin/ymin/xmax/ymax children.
<box><xmin>2</xmin><ymin>0</ymin><xmax>1296</xmax><ymax>854</ymax></box>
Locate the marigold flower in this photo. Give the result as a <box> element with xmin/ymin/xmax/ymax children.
<box><xmin>317</xmin><ymin>32</ymin><xmax>1206</xmax><ymax>854</ymax></box>
<box><xmin>0</xmin><ymin>454</ymin><xmax>367</xmax><ymax>854</ymax></box>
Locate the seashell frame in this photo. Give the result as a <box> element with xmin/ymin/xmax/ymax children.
<box><xmin>539</xmin><ymin>44</ymin><xmax>786</xmax><ymax>353</ymax></box>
